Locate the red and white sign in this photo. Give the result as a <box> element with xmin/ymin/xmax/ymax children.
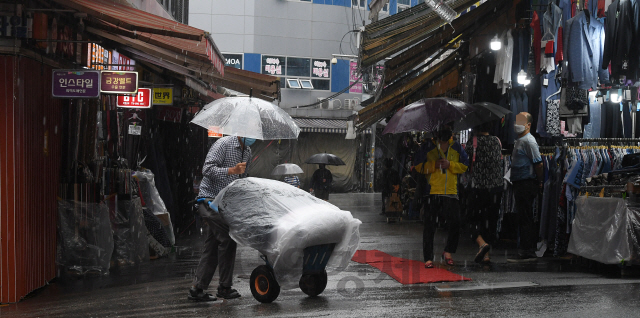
<box><xmin>156</xmin><ymin>105</ymin><xmax>183</xmax><ymax>123</ymax></box>
<box><xmin>117</xmin><ymin>88</ymin><xmax>152</xmax><ymax>108</ymax></box>
<box><xmin>206</xmin><ymin>40</ymin><xmax>224</xmax><ymax>76</ymax></box>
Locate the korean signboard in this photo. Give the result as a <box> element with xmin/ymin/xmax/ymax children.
<box><xmin>349</xmin><ymin>61</ymin><xmax>362</xmax><ymax>94</ymax></box>
<box><xmin>117</xmin><ymin>88</ymin><xmax>151</xmax><ymax>108</ymax></box>
<box><xmin>111</xmin><ymin>51</ymin><xmax>135</xmax><ymax>71</ymax></box>
<box><xmin>312</xmin><ymin>59</ymin><xmax>330</xmax><ymax>79</ymax></box>
<box><xmin>208</xmin><ymin>126</ymin><xmax>223</xmax><ymax>138</ymax></box>
<box><xmin>87</xmin><ymin>43</ymin><xmax>110</xmax><ymax>70</ymax></box>
<box><xmin>52</xmin><ymin>70</ymin><xmax>101</xmax><ymax>98</ymax></box>
<box><xmin>100</xmin><ymin>71</ymin><xmax>138</xmax><ymax>94</ymax></box>
<box><xmin>153</xmin><ymin>88</ymin><xmax>173</xmax><ymax>105</ymax></box>
<box><xmin>262</xmin><ymin>55</ymin><xmax>284</xmax><ymax>76</ymax></box>
<box><xmin>224</xmin><ymin>53</ymin><xmax>243</xmax><ymax>69</ymax></box>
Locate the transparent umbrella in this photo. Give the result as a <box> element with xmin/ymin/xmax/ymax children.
<box><xmin>191</xmin><ymin>97</ymin><xmax>300</xmax><ymax>140</ymax></box>
<box><xmin>271</xmin><ymin>163</ymin><xmax>304</xmax><ymax>176</ymax></box>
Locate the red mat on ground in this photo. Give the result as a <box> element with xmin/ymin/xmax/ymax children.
<box><xmin>351</xmin><ymin>250</ymin><xmax>471</xmax><ymax>284</ymax></box>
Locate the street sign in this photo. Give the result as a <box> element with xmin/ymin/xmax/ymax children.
<box><xmin>52</xmin><ymin>70</ymin><xmax>101</xmax><ymax>98</ymax></box>
<box><xmin>153</xmin><ymin>88</ymin><xmax>173</xmax><ymax>105</ymax></box>
<box><xmin>117</xmin><ymin>88</ymin><xmax>151</xmax><ymax>108</ymax></box>
<box><xmin>100</xmin><ymin>71</ymin><xmax>138</xmax><ymax>94</ymax></box>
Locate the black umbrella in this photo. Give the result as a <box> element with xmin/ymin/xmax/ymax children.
<box><xmin>382</xmin><ymin>98</ymin><xmax>476</xmax><ymax>134</ymax></box>
<box><xmin>454</xmin><ymin>102</ymin><xmax>511</xmax><ymax>131</ymax></box>
<box><xmin>305</xmin><ymin>153</ymin><xmax>346</xmax><ymax>166</ymax></box>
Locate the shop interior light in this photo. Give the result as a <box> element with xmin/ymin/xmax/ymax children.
<box><xmin>611</xmin><ymin>90</ymin><xmax>621</xmax><ymax>103</ymax></box>
<box><xmin>517</xmin><ymin>70</ymin><xmax>528</xmax><ymax>85</ymax></box>
<box><xmin>490</xmin><ymin>35</ymin><xmax>501</xmax><ymax>51</ymax></box>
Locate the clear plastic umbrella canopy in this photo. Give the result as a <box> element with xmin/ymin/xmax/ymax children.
<box><xmin>191</xmin><ymin>97</ymin><xmax>301</xmax><ymax>140</ymax></box>
<box><xmin>271</xmin><ymin>163</ymin><xmax>304</xmax><ymax>176</ymax></box>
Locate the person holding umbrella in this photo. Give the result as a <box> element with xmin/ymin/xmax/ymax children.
<box><xmin>310</xmin><ymin>164</ymin><xmax>333</xmax><ymax>200</ymax></box>
<box><xmin>305</xmin><ymin>153</ymin><xmax>345</xmax><ymax>201</ymax></box>
<box><xmin>271</xmin><ymin>163</ymin><xmax>303</xmax><ymax>188</ymax></box>
<box><xmin>188</xmin><ymin>96</ymin><xmax>301</xmax><ymax>302</ymax></box>
<box><xmin>189</xmin><ymin>135</ymin><xmax>253</xmax><ymax>301</ymax></box>
<box><xmin>414</xmin><ymin>122</ymin><xmax>469</xmax><ymax>268</ymax></box>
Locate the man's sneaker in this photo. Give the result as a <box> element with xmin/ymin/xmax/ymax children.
<box><xmin>188</xmin><ymin>287</ymin><xmax>217</xmax><ymax>302</ymax></box>
<box><xmin>507</xmin><ymin>253</ymin><xmax>538</xmax><ymax>263</ymax></box>
<box><xmin>217</xmin><ymin>287</ymin><xmax>241</xmax><ymax>299</ymax></box>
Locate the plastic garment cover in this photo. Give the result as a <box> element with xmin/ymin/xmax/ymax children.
<box><xmin>134</xmin><ymin>169</ymin><xmax>175</xmax><ymax>245</ymax></box>
<box><xmin>568</xmin><ymin>197</ymin><xmax>640</xmax><ymax>265</ymax></box>
<box><xmin>213</xmin><ymin>177</ymin><xmax>362</xmax><ymax>289</ymax></box>
<box><xmin>57</xmin><ymin>200</ymin><xmax>114</xmax><ymax>275</ymax></box>
<box><xmin>111</xmin><ymin>198</ymin><xmax>150</xmax><ymax>266</ymax></box>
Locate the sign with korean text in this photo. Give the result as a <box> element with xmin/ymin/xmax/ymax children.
<box><xmin>153</xmin><ymin>88</ymin><xmax>173</xmax><ymax>105</ymax></box>
<box><xmin>117</xmin><ymin>88</ymin><xmax>151</xmax><ymax>108</ymax></box>
<box><xmin>262</xmin><ymin>55</ymin><xmax>284</xmax><ymax>75</ymax></box>
<box><xmin>52</xmin><ymin>70</ymin><xmax>101</xmax><ymax>98</ymax></box>
<box><xmin>312</xmin><ymin>59</ymin><xmax>330</xmax><ymax>78</ymax></box>
<box><xmin>156</xmin><ymin>105</ymin><xmax>183</xmax><ymax>123</ymax></box>
<box><xmin>349</xmin><ymin>61</ymin><xmax>362</xmax><ymax>94</ymax></box>
<box><xmin>208</xmin><ymin>126</ymin><xmax>223</xmax><ymax>138</ymax></box>
<box><xmin>101</xmin><ymin>71</ymin><xmax>138</xmax><ymax>94</ymax></box>
<box><xmin>111</xmin><ymin>51</ymin><xmax>135</xmax><ymax>71</ymax></box>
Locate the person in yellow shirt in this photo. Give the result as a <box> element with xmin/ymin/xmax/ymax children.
<box><xmin>414</xmin><ymin>123</ymin><xmax>469</xmax><ymax>268</ymax></box>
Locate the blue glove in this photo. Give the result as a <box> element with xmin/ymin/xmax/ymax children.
<box><xmin>208</xmin><ymin>201</ymin><xmax>219</xmax><ymax>213</ymax></box>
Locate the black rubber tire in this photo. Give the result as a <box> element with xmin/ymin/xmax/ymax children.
<box><xmin>299</xmin><ymin>270</ymin><xmax>328</xmax><ymax>297</ymax></box>
<box><xmin>250</xmin><ymin>265</ymin><xmax>280</xmax><ymax>303</ymax></box>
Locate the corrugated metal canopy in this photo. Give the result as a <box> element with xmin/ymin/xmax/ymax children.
<box><xmin>293</xmin><ymin>118</ymin><xmax>371</xmax><ymax>134</ymax></box>
<box><xmin>53</xmin><ymin>0</ymin><xmax>225</xmax><ymax>76</ymax></box>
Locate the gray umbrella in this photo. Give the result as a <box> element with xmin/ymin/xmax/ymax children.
<box><xmin>454</xmin><ymin>102</ymin><xmax>511</xmax><ymax>131</ymax></box>
<box><xmin>271</xmin><ymin>163</ymin><xmax>304</xmax><ymax>176</ymax></box>
<box><xmin>190</xmin><ymin>97</ymin><xmax>300</xmax><ymax>140</ymax></box>
<box><xmin>305</xmin><ymin>153</ymin><xmax>346</xmax><ymax>166</ymax></box>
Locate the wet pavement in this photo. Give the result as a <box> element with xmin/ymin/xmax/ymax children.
<box><xmin>2</xmin><ymin>193</ymin><xmax>640</xmax><ymax>317</ymax></box>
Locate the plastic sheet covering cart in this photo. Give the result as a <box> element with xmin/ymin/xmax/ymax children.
<box><xmin>213</xmin><ymin>177</ymin><xmax>362</xmax><ymax>303</ymax></box>
<box><xmin>568</xmin><ymin>197</ymin><xmax>640</xmax><ymax>266</ymax></box>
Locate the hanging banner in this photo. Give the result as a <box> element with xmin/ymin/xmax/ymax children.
<box><xmin>156</xmin><ymin>105</ymin><xmax>183</xmax><ymax>123</ymax></box>
<box><xmin>349</xmin><ymin>61</ymin><xmax>362</xmax><ymax>94</ymax></box>
<box><xmin>117</xmin><ymin>88</ymin><xmax>151</xmax><ymax>108</ymax></box>
<box><xmin>101</xmin><ymin>71</ymin><xmax>138</xmax><ymax>94</ymax></box>
<box><xmin>153</xmin><ymin>88</ymin><xmax>173</xmax><ymax>105</ymax></box>
<box><xmin>111</xmin><ymin>51</ymin><xmax>135</xmax><ymax>71</ymax></box>
<box><xmin>52</xmin><ymin>70</ymin><xmax>101</xmax><ymax>98</ymax></box>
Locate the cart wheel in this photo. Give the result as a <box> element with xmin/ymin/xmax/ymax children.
<box><xmin>299</xmin><ymin>270</ymin><xmax>328</xmax><ymax>297</ymax></box>
<box><xmin>250</xmin><ymin>265</ymin><xmax>280</xmax><ymax>303</ymax></box>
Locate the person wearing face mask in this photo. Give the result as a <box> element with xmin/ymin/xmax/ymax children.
<box><xmin>188</xmin><ymin>135</ymin><xmax>254</xmax><ymax>302</ymax></box>
<box><xmin>414</xmin><ymin>123</ymin><xmax>469</xmax><ymax>268</ymax></box>
<box><xmin>507</xmin><ymin>112</ymin><xmax>544</xmax><ymax>263</ymax></box>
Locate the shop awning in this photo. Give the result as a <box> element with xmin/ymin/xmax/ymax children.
<box><xmin>85</xmin><ymin>27</ymin><xmax>280</xmax><ymax>101</ymax></box>
<box><xmin>293</xmin><ymin>118</ymin><xmax>371</xmax><ymax>134</ymax></box>
<box><xmin>53</xmin><ymin>0</ymin><xmax>224</xmax><ymax>76</ymax></box>
<box><xmin>355</xmin><ymin>0</ymin><xmax>509</xmax><ymax>131</ymax></box>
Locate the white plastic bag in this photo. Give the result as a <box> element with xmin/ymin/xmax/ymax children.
<box><xmin>214</xmin><ymin>177</ymin><xmax>361</xmax><ymax>289</ymax></box>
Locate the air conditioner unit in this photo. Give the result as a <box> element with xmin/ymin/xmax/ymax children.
<box><xmin>317</xmin><ymin>97</ymin><xmax>329</xmax><ymax>109</ymax></box>
<box><xmin>344</xmin><ymin>99</ymin><xmax>354</xmax><ymax>110</ymax></box>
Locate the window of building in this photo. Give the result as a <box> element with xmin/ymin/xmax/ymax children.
<box><xmin>398</xmin><ymin>0</ymin><xmax>410</xmax><ymax>12</ymax></box>
<box><xmin>287</xmin><ymin>79</ymin><xmax>302</xmax><ymax>89</ymax></box>
<box><xmin>286</xmin><ymin>57</ymin><xmax>311</xmax><ymax>77</ymax></box>
<box><xmin>299</xmin><ymin>79</ymin><xmax>314</xmax><ymax>89</ymax></box>
<box><xmin>352</xmin><ymin>0</ymin><xmax>366</xmax><ymax>8</ymax></box>
<box><xmin>262</xmin><ymin>55</ymin><xmax>285</xmax><ymax>76</ymax></box>
<box><xmin>311</xmin><ymin>79</ymin><xmax>330</xmax><ymax>91</ymax></box>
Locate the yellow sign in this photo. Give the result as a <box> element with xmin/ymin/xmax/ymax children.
<box><xmin>153</xmin><ymin>88</ymin><xmax>173</xmax><ymax>105</ymax></box>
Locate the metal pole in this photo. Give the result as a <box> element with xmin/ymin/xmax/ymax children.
<box><xmin>368</xmin><ymin>124</ymin><xmax>376</xmax><ymax>192</ymax></box>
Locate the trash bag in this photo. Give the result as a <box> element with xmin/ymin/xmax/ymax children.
<box><xmin>110</xmin><ymin>197</ymin><xmax>150</xmax><ymax>266</ymax></box>
<box><xmin>57</xmin><ymin>199</ymin><xmax>114</xmax><ymax>275</ymax></box>
<box><xmin>214</xmin><ymin>177</ymin><xmax>361</xmax><ymax>289</ymax></box>
<box><xmin>134</xmin><ymin>169</ymin><xmax>175</xmax><ymax>245</ymax></box>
